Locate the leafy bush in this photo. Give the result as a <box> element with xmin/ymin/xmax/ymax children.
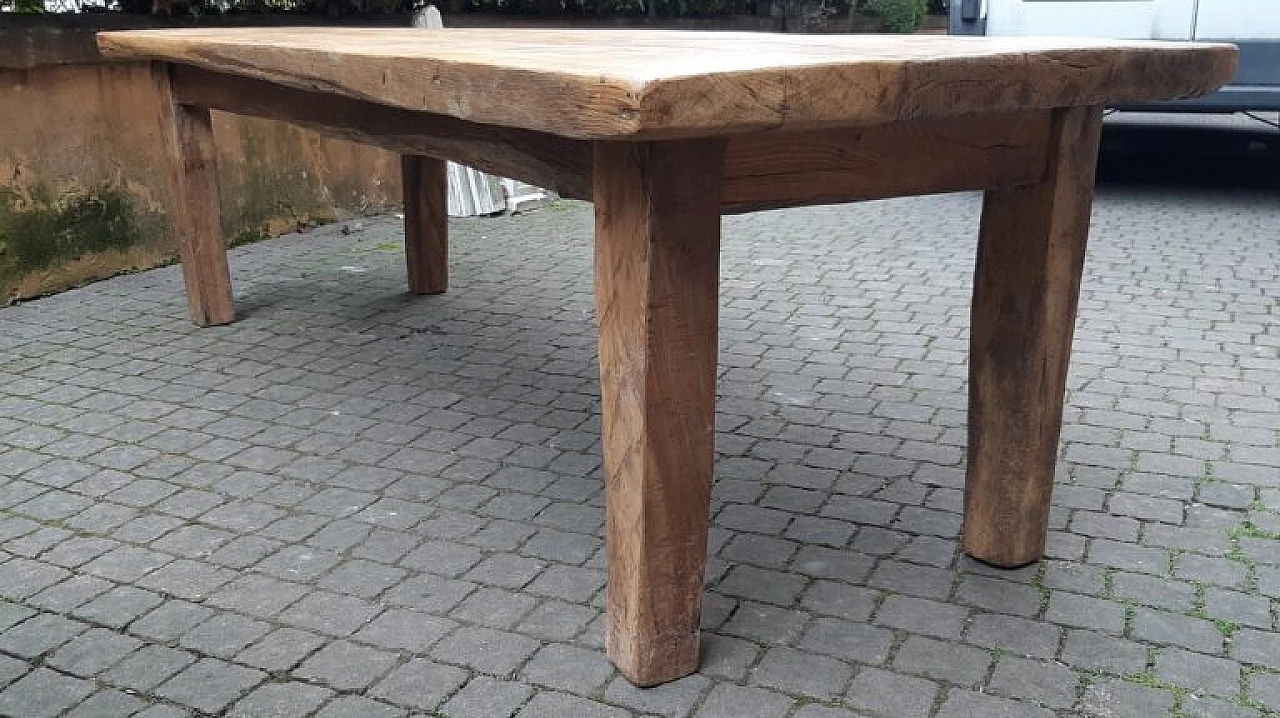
<box><xmin>862</xmin><ymin>0</ymin><xmax>924</xmax><ymax>32</ymax></box>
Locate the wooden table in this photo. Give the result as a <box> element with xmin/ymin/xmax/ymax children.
<box><xmin>98</xmin><ymin>28</ymin><xmax>1233</xmax><ymax>687</ymax></box>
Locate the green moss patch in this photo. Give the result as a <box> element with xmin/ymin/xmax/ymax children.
<box><xmin>0</xmin><ymin>183</ymin><xmax>169</xmax><ymax>290</ymax></box>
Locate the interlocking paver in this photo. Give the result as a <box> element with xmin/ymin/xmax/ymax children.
<box><xmin>0</xmin><ymin>172</ymin><xmax>1276</xmax><ymax>716</ymax></box>
<box><xmin>153</xmin><ymin>657</ymin><xmax>265</xmax><ymax>714</ymax></box>
<box><xmin>369</xmin><ymin>658</ymin><xmax>468</xmax><ymax>712</ymax></box>
<box><xmin>0</xmin><ymin>667</ymin><xmax>95</xmax><ymax>718</ymax></box>
<box><xmin>293</xmin><ymin>639</ymin><xmax>400</xmax><ymax>690</ymax></box>
<box><xmin>846</xmin><ymin>667</ymin><xmax>938</xmax><ymax>718</ymax></box>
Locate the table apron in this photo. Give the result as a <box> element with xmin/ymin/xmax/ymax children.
<box><xmin>167</xmin><ymin>62</ymin><xmax>1057</xmax><ymax>214</ymax></box>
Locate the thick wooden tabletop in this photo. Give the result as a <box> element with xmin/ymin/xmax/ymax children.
<box><xmin>99</xmin><ymin>28</ymin><xmax>1234</xmax><ymax>140</ymax></box>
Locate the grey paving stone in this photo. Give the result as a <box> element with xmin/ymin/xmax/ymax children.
<box><xmin>1080</xmin><ymin>679</ymin><xmax>1177</xmax><ymax>718</ymax></box>
<box><xmin>699</xmin><ymin>632</ymin><xmax>761</xmax><ymax>681</ymax></box>
<box><xmin>81</xmin><ymin>546</ymin><xmax>174</xmax><ymax>583</ymax></box>
<box><xmin>1111</xmin><ymin>571</ymin><xmax>1198</xmax><ymax>612</ymax></box>
<box><xmin>1250</xmin><ymin>671</ymin><xmax>1280</xmax><ymax>712</ymax></box>
<box><xmin>792</xmin><ymin>706</ymin><xmax>868</xmax><ymax>718</ymax></box>
<box><xmin>0</xmin><ymin>557</ymin><xmax>70</xmax><ymax>600</ymax></box>
<box><xmin>694</xmin><ymin>683</ymin><xmax>794</xmax><ymax>718</ymax></box>
<box><xmin>875</xmin><ymin>594</ymin><xmax>968</xmax><ymax>638</ymax></box>
<box><xmin>1230</xmin><ymin>628</ymin><xmax>1280</xmax><ymax>669</ymax></box>
<box><xmin>800</xmin><ymin>617</ymin><xmax>893</xmax><ymax>665</ymax></box>
<box><xmin>1060</xmin><ymin>630</ymin><xmax>1150</xmax><ymax>674</ymax></box>
<box><xmin>1203</xmin><ymin>587</ymin><xmax>1274</xmax><ymax>629</ymax></box>
<box><xmin>1183</xmin><ymin>695</ymin><xmax>1262</xmax><ymax>718</ymax></box>
<box><xmin>45</xmin><ymin>627</ymin><xmax>142</xmax><ymax>678</ymax></box>
<box><xmin>26</xmin><ymin>574</ymin><xmax>113</xmax><ymax>613</ymax></box>
<box><xmin>315</xmin><ymin>696</ymin><xmax>408</xmax><ymax>718</ymax></box>
<box><xmin>135</xmin><ymin>558</ymin><xmax>238</xmax><ymax>601</ymax></box>
<box><xmin>892</xmin><ymin>636</ymin><xmax>991</xmax><ymax>686</ymax></box>
<box><xmin>383</xmin><ymin>565</ymin><xmax>471</xmax><ymax>605</ymax></box>
<box><xmin>179</xmin><ymin>613</ymin><xmax>272</xmax><ymax>658</ymax></box>
<box><xmin>717</xmin><ymin>564</ymin><xmax>808</xmax><ymax>606</ymax></box>
<box><xmin>516</xmin><ymin>599</ymin><xmax>597</xmax><ymax>641</ymax></box>
<box><xmin>792</xmin><ymin>545</ymin><xmax>875</xmax><ymax>582</ymax></box>
<box><xmin>800</xmin><ymin>581</ymin><xmax>878</xmax><ymax>621</ymax></box>
<box><xmin>353</xmin><ymin>607</ymin><xmax>455</xmax><ymax>652</ymax></box>
<box><xmin>1046</xmin><ymin>592</ymin><xmax>1127</xmax><ymax>633</ymax></box>
<box><xmin>63</xmin><ymin>689</ymin><xmax>147</xmax><ymax>718</ymax></box>
<box><xmin>154</xmin><ymin>657</ymin><xmax>265</xmax><ymax>714</ymax></box>
<box><xmin>953</xmin><ymin>574</ymin><xmax>1042</xmax><ymax>617</ymax></box>
<box><xmin>369</xmin><ymin>658</ymin><xmax>468</xmax><ymax>712</ymax></box>
<box><xmin>439</xmin><ymin>675</ymin><xmax>533</xmax><ymax>718</ymax></box>
<box><xmin>73</xmin><ymin>585</ymin><xmax>163</xmax><ymax>628</ymax></box>
<box><xmin>0</xmin><ymin>667</ymin><xmax>95</xmax><ymax>718</ymax></box>
<box><xmin>750</xmin><ymin>646</ymin><xmax>853</xmax><ymax>700</ymax></box>
<box><xmin>521</xmin><ymin>642</ymin><xmax>615</xmax><ymax>693</ymax></box>
<box><xmin>102</xmin><ymin>645</ymin><xmax>196</xmax><ymax>692</ymax></box>
<box><xmin>867</xmin><ymin>559</ymin><xmax>954</xmax><ymax>599</ymax></box>
<box><xmin>508</xmin><ymin>691</ymin><xmax>621</xmax><ymax>718</ymax></box>
<box><xmin>723</xmin><ymin>602</ymin><xmax>809</xmax><ymax>645</ymax></box>
<box><xmin>987</xmin><ymin>655</ymin><xmax>1079</xmax><ymax>709</ymax></box>
<box><xmin>0</xmin><ymin>655</ymin><xmax>28</xmax><ymax>689</ymax></box>
<box><xmin>227</xmin><ymin>682</ymin><xmax>333</xmax><ymax>718</ymax></box>
<box><xmin>295</xmin><ymin>641</ymin><xmax>400</xmax><ymax>691</ymax></box>
<box><xmin>604</xmin><ymin>673</ymin><xmax>709</xmax><ymax>717</ymax></box>
<box><xmin>432</xmin><ymin>625</ymin><xmax>540</xmax><ymax>676</ymax></box>
<box><xmin>0</xmin><ymin>612</ymin><xmax>86</xmax><ymax>658</ymax></box>
<box><xmin>1131</xmin><ymin>608</ymin><xmax>1224</xmax><ymax>654</ymax></box>
<box><xmin>235</xmin><ymin>627</ymin><xmax>326</xmax><ymax>672</ymax></box>
<box><xmin>935</xmin><ymin>689</ymin><xmax>1055</xmax><ymax>718</ymax></box>
<box><xmin>255</xmin><ymin>545</ymin><xmax>342</xmax><ymax>582</ymax></box>
<box><xmin>129</xmin><ymin>600</ymin><xmax>215</xmax><ymax>642</ymax></box>
<box><xmin>1154</xmin><ymin>648</ymin><xmax>1241</xmax><ymax>696</ymax></box>
<box><xmin>525</xmin><ymin>564</ymin><xmax>605</xmax><ymax>602</ymax></box>
<box><xmin>846</xmin><ymin>667</ymin><xmax>937</xmax><ymax>718</ymax></box>
<box><xmin>278</xmin><ymin>590</ymin><xmax>379</xmax><ymax>636</ymax></box>
<box><xmin>964</xmin><ymin>612</ymin><xmax>1060</xmax><ymax>659</ymax></box>
<box><xmin>463</xmin><ymin>553</ymin><xmax>546</xmax><ymax>589</ymax></box>
<box><xmin>399</xmin><ymin>540</ymin><xmax>484</xmax><ymax>576</ymax></box>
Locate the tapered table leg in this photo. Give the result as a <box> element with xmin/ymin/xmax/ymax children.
<box><xmin>170</xmin><ymin>99</ymin><xmax>234</xmax><ymax>327</ymax></box>
<box><xmin>401</xmin><ymin>154</ymin><xmax>448</xmax><ymax>294</ymax></box>
<box><xmin>964</xmin><ymin>105</ymin><xmax>1104</xmax><ymax>568</ymax></box>
<box><xmin>593</xmin><ymin>139</ymin><xmax>726</xmax><ymax>686</ymax></box>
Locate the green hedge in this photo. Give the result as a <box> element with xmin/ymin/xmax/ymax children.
<box><xmin>861</xmin><ymin>0</ymin><xmax>925</xmax><ymax>32</ymax></box>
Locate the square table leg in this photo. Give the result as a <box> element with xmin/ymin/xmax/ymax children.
<box><xmin>964</xmin><ymin>105</ymin><xmax>1104</xmax><ymax>568</ymax></box>
<box><xmin>593</xmin><ymin>139</ymin><xmax>726</xmax><ymax>687</ymax></box>
<box><xmin>401</xmin><ymin>154</ymin><xmax>448</xmax><ymax>294</ymax></box>
<box><xmin>169</xmin><ymin>100</ymin><xmax>235</xmax><ymax>327</ymax></box>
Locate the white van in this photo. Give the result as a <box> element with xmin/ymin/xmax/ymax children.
<box><xmin>950</xmin><ymin>0</ymin><xmax>1280</xmax><ymax>111</ymax></box>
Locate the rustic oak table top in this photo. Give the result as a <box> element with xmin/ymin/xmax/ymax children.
<box><xmin>99</xmin><ymin>28</ymin><xmax>1234</xmax><ymax>139</ymax></box>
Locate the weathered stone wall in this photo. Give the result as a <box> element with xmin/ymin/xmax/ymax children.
<box><xmin>0</xmin><ymin>27</ymin><xmax>401</xmax><ymax>300</ymax></box>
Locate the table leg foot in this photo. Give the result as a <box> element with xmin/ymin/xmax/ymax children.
<box><xmin>402</xmin><ymin>154</ymin><xmax>448</xmax><ymax>295</ymax></box>
<box><xmin>964</xmin><ymin>105</ymin><xmax>1104</xmax><ymax>568</ymax></box>
<box><xmin>171</xmin><ymin>101</ymin><xmax>234</xmax><ymax>326</ymax></box>
<box><xmin>593</xmin><ymin>139</ymin><xmax>725</xmax><ymax>687</ymax></box>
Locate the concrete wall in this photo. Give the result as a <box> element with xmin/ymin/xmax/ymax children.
<box><xmin>0</xmin><ymin>27</ymin><xmax>402</xmax><ymax>300</ymax></box>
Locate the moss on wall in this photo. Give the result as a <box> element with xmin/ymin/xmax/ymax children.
<box><xmin>0</xmin><ymin>182</ymin><xmax>169</xmax><ymax>297</ymax></box>
<box><xmin>1</xmin><ymin>58</ymin><xmax>399</xmax><ymax>301</ymax></box>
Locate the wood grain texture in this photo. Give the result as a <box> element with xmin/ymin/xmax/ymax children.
<box><xmin>169</xmin><ymin>65</ymin><xmax>592</xmax><ymax>200</ymax></box>
<box><xmin>99</xmin><ymin>29</ymin><xmax>1236</xmax><ymax>140</ymax></box>
<box><xmin>594</xmin><ymin>138</ymin><xmax>725</xmax><ymax>686</ymax></box>
<box><xmin>401</xmin><ymin>154</ymin><xmax>448</xmax><ymax>294</ymax></box>
<box><xmin>721</xmin><ymin>110</ymin><xmax>1051</xmax><ymax>213</ymax></box>
<box><xmin>963</xmin><ymin>105</ymin><xmax>1103</xmax><ymax>568</ymax></box>
<box><xmin>162</xmin><ymin>66</ymin><xmax>235</xmax><ymax>326</ymax></box>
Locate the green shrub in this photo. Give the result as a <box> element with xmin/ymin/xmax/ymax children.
<box><xmin>862</xmin><ymin>0</ymin><xmax>924</xmax><ymax>32</ymax></box>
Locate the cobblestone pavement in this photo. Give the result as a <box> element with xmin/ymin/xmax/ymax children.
<box><xmin>0</xmin><ymin>177</ymin><xmax>1277</xmax><ymax>717</ymax></box>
